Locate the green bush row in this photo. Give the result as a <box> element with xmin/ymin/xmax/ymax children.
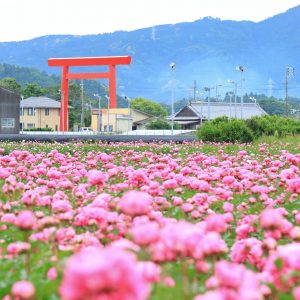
<box><xmin>197</xmin><ymin>115</ymin><xmax>300</xmax><ymax>143</ymax></box>
<box><xmin>23</xmin><ymin>128</ymin><xmax>53</xmax><ymax>132</ymax></box>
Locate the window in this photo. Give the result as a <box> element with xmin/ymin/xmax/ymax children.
<box><xmin>55</xmin><ymin>125</ymin><xmax>58</xmax><ymax>131</ymax></box>
<box><xmin>20</xmin><ymin>108</ymin><xmax>24</xmax><ymax>116</ymax></box>
<box><xmin>28</xmin><ymin>108</ymin><xmax>35</xmax><ymax>116</ymax></box>
<box><xmin>46</xmin><ymin>124</ymin><xmax>49</xmax><ymax>128</ymax></box>
<box><xmin>104</xmin><ymin>125</ymin><xmax>113</xmax><ymax>132</ymax></box>
<box><xmin>1</xmin><ymin>118</ymin><xmax>15</xmax><ymax>128</ymax></box>
<box><xmin>27</xmin><ymin>123</ymin><xmax>35</xmax><ymax>129</ymax></box>
<box><xmin>45</xmin><ymin>108</ymin><xmax>50</xmax><ymax>116</ymax></box>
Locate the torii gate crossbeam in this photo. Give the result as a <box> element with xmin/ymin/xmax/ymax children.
<box><xmin>48</xmin><ymin>56</ymin><xmax>131</xmax><ymax>132</ymax></box>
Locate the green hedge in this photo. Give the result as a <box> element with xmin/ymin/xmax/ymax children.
<box><xmin>197</xmin><ymin>115</ymin><xmax>300</xmax><ymax>143</ymax></box>
<box><xmin>23</xmin><ymin>128</ymin><xmax>53</xmax><ymax>132</ymax></box>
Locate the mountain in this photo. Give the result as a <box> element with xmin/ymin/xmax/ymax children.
<box><xmin>1</xmin><ymin>6</ymin><xmax>300</xmax><ymax>102</ymax></box>
<box><xmin>0</xmin><ymin>63</ymin><xmax>127</xmax><ymax>107</ymax></box>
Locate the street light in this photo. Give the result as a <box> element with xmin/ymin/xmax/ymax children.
<box><xmin>204</xmin><ymin>87</ymin><xmax>213</xmax><ymax>121</ymax></box>
<box><xmin>124</xmin><ymin>95</ymin><xmax>131</xmax><ymax>133</ymax></box>
<box><xmin>170</xmin><ymin>62</ymin><xmax>176</xmax><ymax>135</ymax></box>
<box><xmin>105</xmin><ymin>95</ymin><xmax>110</xmax><ymax>132</ymax></box>
<box><xmin>236</xmin><ymin>65</ymin><xmax>245</xmax><ymax>119</ymax></box>
<box><xmin>249</xmin><ymin>96</ymin><xmax>257</xmax><ymax>106</ymax></box>
<box><xmin>93</xmin><ymin>94</ymin><xmax>101</xmax><ymax>132</ymax></box>
<box><xmin>228</xmin><ymin>80</ymin><xmax>238</xmax><ymax>118</ymax></box>
<box><xmin>216</xmin><ymin>84</ymin><xmax>222</xmax><ymax>101</ymax></box>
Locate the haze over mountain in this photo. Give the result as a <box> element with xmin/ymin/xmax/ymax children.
<box><xmin>0</xmin><ymin>5</ymin><xmax>300</xmax><ymax>102</ymax></box>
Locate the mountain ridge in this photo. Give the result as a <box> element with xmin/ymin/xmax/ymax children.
<box><xmin>1</xmin><ymin>5</ymin><xmax>300</xmax><ymax>102</ymax></box>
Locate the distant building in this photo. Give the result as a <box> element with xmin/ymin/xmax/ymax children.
<box><xmin>169</xmin><ymin>101</ymin><xmax>267</xmax><ymax>130</ymax></box>
<box><xmin>0</xmin><ymin>87</ymin><xmax>20</xmax><ymax>134</ymax></box>
<box><xmin>20</xmin><ymin>97</ymin><xmax>61</xmax><ymax>131</ymax></box>
<box><xmin>91</xmin><ymin>108</ymin><xmax>154</xmax><ymax>132</ymax></box>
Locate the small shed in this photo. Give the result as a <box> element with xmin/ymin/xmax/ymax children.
<box><xmin>0</xmin><ymin>87</ymin><xmax>20</xmax><ymax>134</ymax></box>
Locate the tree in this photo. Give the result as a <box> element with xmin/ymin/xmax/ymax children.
<box><xmin>22</xmin><ymin>83</ymin><xmax>46</xmax><ymax>98</ymax></box>
<box><xmin>0</xmin><ymin>77</ymin><xmax>21</xmax><ymax>93</ymax></box>
<box><xmin>131</xmin><ymin>97</ymin><xmax>168</xmax><ymax>117</ymax></box>
<box><xmin>258</xmin><ymin>99</ymin><xmax>286</xmax><ymax>115</ymax></box>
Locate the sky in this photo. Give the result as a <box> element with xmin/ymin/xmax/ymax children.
<box><xmin>0</xmin><ymin>0</ymin><xmax>300</xmax><ymax>42</ymax></box>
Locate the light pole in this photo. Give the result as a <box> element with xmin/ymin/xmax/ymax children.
<box><xmin>236</xmin><ymin>66</ymin><xmax>245</xmax><ymax>119</ymax></box>
<box><xmin>105</xmin><ymin>95</ymin><xmax>110</xmax><ymax>132</ymax></box>
<box><xmin>94</xmin><ymin>94</ymin><xmax>101</xmax><ymax>132</ymax></box>
<box><xmin>228</xmin><ymin>80</ymin><xmax>238</xmax><ymax>118</ymax></box>
<box><xmin>170</xmin><ymin>62</ymin><xmax>176</xmax><ymax>135</ymax></box>
<box><xmin>204</xmin><ymin>87</ymin><xmax>212</xmax><ymax>121</ymax></box>
<box><xmin>124</xmin><ymin>95</ymin><xmax>131</xmax><ymax>133</ymax></box>
<box><xmin>228</xmin><ymin>92</ymin><xmax>233</xmax><ymax>119</ymax></box>
<box><xmin>216</xmin><ymin>84</ymin><xmax>222</xmax><ymax>101</ymax></box>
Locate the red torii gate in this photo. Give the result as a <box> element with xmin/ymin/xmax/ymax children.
<box><xmin>48</xmin><ymin>56</ymin><xmax>131</xmax><ymax>131</ymax></box>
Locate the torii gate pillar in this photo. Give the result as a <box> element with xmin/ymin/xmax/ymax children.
<box><xmin>48</xmin><ymin>56</ymin><xmax>131</xmax><ymax>131</ymax></box>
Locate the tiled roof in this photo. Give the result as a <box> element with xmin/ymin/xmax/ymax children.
<box><xmin>171</xmin><ymin>102</ymin><xmax>267</xmax><ymax>120</ymax></box>
<box><xmin>21</xmin><ymin>97</ymin><xmax>61</xmax><ymax>108</ymax></box>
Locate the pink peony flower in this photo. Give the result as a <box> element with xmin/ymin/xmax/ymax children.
<box><xmin>60</xmin><ymin>246</ymin><xmax>150</xmax><ymax>300</ymax></box>
<box><xmin>137</xmin><ymin>261</ymin><xmax>161</xmax><ymax>283</ymax></box>
<box><xmin>47</xmin><ymin>267</ymin><xmax>58</xmax><ymax>280</ymax></box>
<box><xmin>7</xmin><ymin>242</ymin><xmax>31</xmax><ymax>255</ymax></box>
<box><xmin>205</xmin><ymin>214</ymin><xmax>227</xmax><ymax>233</ymax></box>
<box><xmin>163</xmin><ymin>179</ymin><xmax>177</xmax><ymax>189</ymax></box>
<box><xmin>260</xmin><ymin>209</ymin><xmax>284</xmax><ymax>230</ymax></box>
<box><xmin>182</xmin><ymin>203</ymin><xmax>194</xmax><ymax>213</ymax></box>
<box><xmin>130</xmin><ymin>222</ymin><xmax>160</xmax><ymax>245</ymax></box>
<box><xmin>287</xmin><ymin>178</ymin><xmax>300</xmax><ymax>194</ymax></box>
<box><xmin>119</xmin><ymin>191</ymin><xmax>153</xmax><ymax>217</ymax></box>
<box><xmin>87</xmin><ymin>170</ymin><xmax>108</xmax><ymax>186</ymax></box>
<box><xmin>11</xmin><ymin>281</ymin><xmax>35</xmax><ymax>299</ymax></box>
<box><xmin>293</xmin><ymin>287</ymin><xmax>300</xmax><ymax>300</ymax></box>
<box><xmin>194</xmin><ymin>290</ymin><xmax>224</xmax><ymax>300</ymax></box>
<box><xmin>15</xmin><ymin>211</ymin><xmax>36</xmax><ymax>230</ymax></box>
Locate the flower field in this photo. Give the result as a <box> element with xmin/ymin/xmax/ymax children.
<box><xmin>0</xmin><ymin>137</ymin><xmax>299</xmax><ymax>300</ymax></box>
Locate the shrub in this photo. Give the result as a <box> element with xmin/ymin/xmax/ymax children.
<box><xmin>197</xmin><ymin>118</ymin><xmax>253</xmax><ymax>143</ymax></box>
<box><xmin>198</xmin><ymin>115</ymin><xmax>300</xmax><ymax>143</ymax></box>
<box><xmin>24</xmin><ymin>128</ymin><xmax>53</xmax><ymax>132</ymax></box>
<box><xmin>246</xmin><ymin>115</ymin><xmax>300</xmax><ymax>138</ymax></box>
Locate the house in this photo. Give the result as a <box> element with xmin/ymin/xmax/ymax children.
<box><xmin>90</xmin><ymin>108</ymin><xmax>154</xmax><ymax>132</ymax></box>
<box><xmin>20</xmin><ymin>97</ymin><xmax>61</xmax><ymax>131</ymax></box>
<box><xmin>0</xmin><ymin>87</ymin><xmax>20</xmax><ymax>134</ymax></box>
<box><xmin>170</xmin><ymin>101</ymin><xmax>267</xmax><ymax>130</ymax></box>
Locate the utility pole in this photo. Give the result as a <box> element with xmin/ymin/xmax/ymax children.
<box><xmin>285</xmin><ymin>66</ymin><xmax>295</xmax><ymax>117</ymax></box>
<box><xmin>204</xmin><ymin>87</ymin><xmax>212</xmax><ymax>121</ymax></box>
<box><xmin>170</xmin><ymin>62</ymin><xmax>176</xmax><ymax>135</ymax></box>
<box><xmin>80</xmin><ymin>80</ymin><xmax>85</xmax><ymax>127</ymax></box>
